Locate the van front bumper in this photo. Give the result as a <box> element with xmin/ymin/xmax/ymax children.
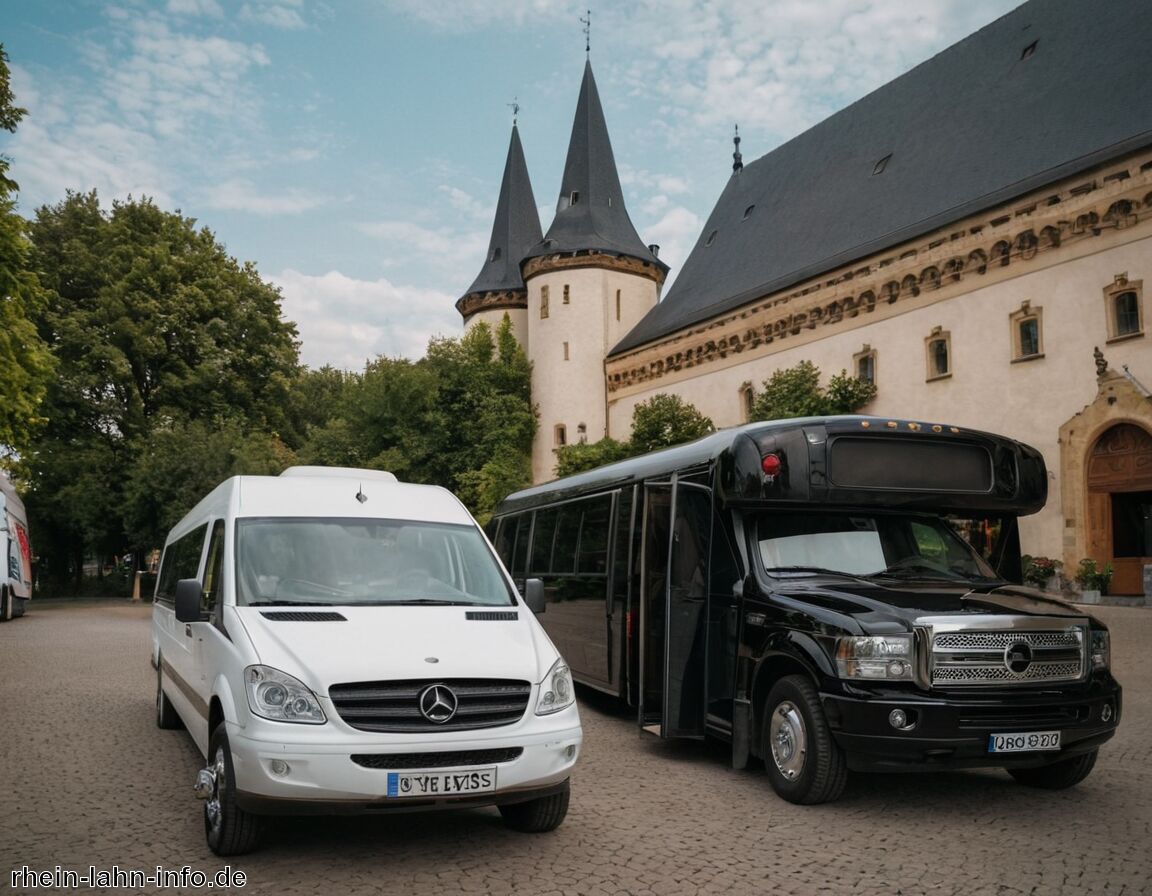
<box><xmin>226</xmin><ymin>709</ymin><xmax>582</xmax><ymax>814</ymax></box>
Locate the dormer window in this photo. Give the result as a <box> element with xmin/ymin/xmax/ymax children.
<box><xmin>872</xmin><ymin>154</ymin><xmax>892</xmax><ymax>176</ymax></box>
<box><xmin>743</xmin><ymin>205</ymin><xmax>755</xmax><ymax>220</ymax></box>
<box><xmin>705</xmin><ymin>230</ymin><xmax>718</xmax><ymax>247</ymax></box>
<box><xmin>570</xmin><ymin>191</ymin><xmax>580</xmax><ymax>205</ymax></box>
<box><xmin>489</xmin><ymin>247</ymin><xmax>502</xmax><ymax>262</ymax></box>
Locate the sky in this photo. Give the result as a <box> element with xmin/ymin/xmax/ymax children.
<box><xmin>2</xmin><ymin>0</ymin><xmax>1023</xmax><ymax>370</ymax></box>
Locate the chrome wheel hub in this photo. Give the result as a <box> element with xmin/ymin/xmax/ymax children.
<box><xmin>769</xmin><ymin>700</ymin><xmax>807</xmax><ymax>781</ymax></box>
<box><xmin>204</xmin><ymin>748</ymin><xmax>226</xmax><ymax>832</ymax></box>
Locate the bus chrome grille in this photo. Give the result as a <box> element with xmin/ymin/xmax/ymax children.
<box><xmin>329</xmin><ymin>679</ymin><xmax>532</xmax><ymax>732</ymax></box>
<box><xmin>926</xmin><ymin>624</ymin><xmax>1086</xmax><ymax>688</ymax></box>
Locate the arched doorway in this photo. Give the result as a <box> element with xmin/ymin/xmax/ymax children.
<box><xmin>1086</xmin><ymin>423</ymin><xmax>1152</xmax><ymax>595</ymax></box>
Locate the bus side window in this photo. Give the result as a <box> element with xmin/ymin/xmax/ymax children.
<box><xmin>577</xmin><ymin>495</ymin><xmax>612</xmax><ymax>574</ymax></box>
<box><xmin>512</xmin><ymin>514</ymin><xmax>531</xmax><ymax>577</ymax></box>
<box><xmin>552</xmin><ymin>506</ymin><xmax>581</xmax><ymax>574</ymax></box>
<box><xmin>530</xmin><ymin>509</ymin><xmax>559</xmax><ymax>573</ymax></box>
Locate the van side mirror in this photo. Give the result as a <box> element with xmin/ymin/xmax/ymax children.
<box><xmin>174</xmin><ymin>578</ymin><xmax>204</xmax><ymax>623</ymax></box>
<box><xmin>524</xmin><ymin>578</ymin><xmax>546</xmax><ymax>614</ymax></box>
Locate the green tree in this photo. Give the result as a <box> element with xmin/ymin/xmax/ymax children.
<box><xmin>25</xmin><ymin>192</ymin><xmax>300</xmax><ymax>589</ymax></box>
<box><xmin>0</xmin><ymin>44</ymin><xmax>53</xmax><ymax>456</ymax></box>
<box><xmin>553</xmin><ymin>393</ymin><xmax>713</xmax><ymax>477</ymax></box>
<box><xmin>749</xmin><ymin>360</ymin><xmax>876</xmax><ymax>421</ymax></box>
<box><xmin>628</xmin><ymin>393</ymin><xmax>715</xmax><ymax>454</ymax></box>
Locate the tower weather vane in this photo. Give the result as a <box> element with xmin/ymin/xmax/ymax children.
<box><xmin>580</xmin><ymin>9</ymin><xmax>591</xmax><ymax>55</ymax></box>
<box><xmin>508</xmin><ymin>97</ymin><xmax>520</xmax><ymax>126</ymax></box>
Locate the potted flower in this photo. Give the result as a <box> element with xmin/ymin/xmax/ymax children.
<box><xmin>1022</xmin><ymin>555</ymin><xmax>1062</xmax><ymax>590</ymax></box>
<box><xmin>1074</xmin><ymin>559</ymin><xmax>1113</xmax><ymax>603</ymax></box>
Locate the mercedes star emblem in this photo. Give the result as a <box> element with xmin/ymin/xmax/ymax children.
<box><xmin>1004</xmin><ymin>640</ymin><xmax>1034</xmax><ymax>676</ymax></box>
<box><xmin>418</xmin><ymin>684</ymin><xmax>458</xmax><ymax>724</ymax></box>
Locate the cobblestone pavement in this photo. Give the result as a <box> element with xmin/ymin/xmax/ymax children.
<box><xmin>2</xmin><ymin>600</ymin><xmax>1149</xmax><ymax>896</ymax></box>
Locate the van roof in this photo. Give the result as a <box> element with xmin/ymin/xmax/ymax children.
<box><xmin>164</xmin><ymin>472</ymin><xmax>474</xmax><ymax>545</ymax></box>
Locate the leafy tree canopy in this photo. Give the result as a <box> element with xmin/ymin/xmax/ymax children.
<box><xmin>749</xmin><ymin>360</ymin><xmax>876</xmax><ymax>421</ymax></box>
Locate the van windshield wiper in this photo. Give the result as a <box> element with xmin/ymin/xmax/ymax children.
<box><xmin>390</xmin><ymin>599</ymin><xmax>476</xmax><ymax>606</ymax></box>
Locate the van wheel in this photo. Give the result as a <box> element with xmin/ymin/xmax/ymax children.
<box><xmin>205</xmin><ymin>723</ymin><xmax>263</xmax><ymax>856</ymax></box>
<box><xmin>499</xmin><ymin>781</ymin><xmax>570</xmax><ymax>833</ymax></box>
<box><xmin>155</xmin><ymin>661</ymin><xmax>181</xmax><ymax>730</ymax></box>
<box><xmin>1008</xmin><ymin>749</ymin><xmax>1098</xmax><ymax>790</ymax></box>
<box><xmin>762</xmin><ymin>675</ymin><xmax>847</xmax><ymax>805</ymax></box>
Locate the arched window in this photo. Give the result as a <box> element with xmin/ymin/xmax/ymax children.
<box><xmin>554</xmin><ymin>424</ymin><xmax>567</xmax><ymax>447</ymax></box>
<box><xmin>925</xmin><ymin>328</ymin><xmax>951</xmax><ymax>380</ymax></box>
<box><xmin>1104</xmin><ymin>275</ymin><xmax>1143</xmax><ymax>341</ymax></box>
<box><xmin>1010</xmin><ymin>302</ymin><xmax>1044</xmax><ymax>361</ymax></box>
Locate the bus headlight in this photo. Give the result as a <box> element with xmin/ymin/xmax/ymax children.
<box><xmin>835</xmin><ymin>635</ymin><xmax>915</xmax><ymax>681</ymax></box>
<box><xmin>1090</xmin><ymin>630</ymin><xmax>1110</xmax><ymax>671</ymax></box>
<box><xmin>535</xmin><ymin>659</ymin><xmax>575</xmax><ymax>715</ymax></box>
<box><xmin>245</xmin><ymin>665</ymin><xmax>327</xmax><ymax>724</ymax></box>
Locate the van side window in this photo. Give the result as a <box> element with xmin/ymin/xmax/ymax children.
<box><xmin>156</xmin><ymin>523</ymin><xmax>208</xmax><ymax>605</ymax></box>
<box><xmin>201</xmin><ymin>520</ymin><xmax>225</xmax><ymax>616</ymax></box>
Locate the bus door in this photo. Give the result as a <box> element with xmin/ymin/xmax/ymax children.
<box><xmin>639</xmin><ymin>476</ymin><xmax>711</xmax><ymax>738</ymax></box>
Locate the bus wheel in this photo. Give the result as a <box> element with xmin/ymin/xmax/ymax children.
<box><xmin>1008</xmin><ymin>749</ymin><xmax>1097</xmax><ymax>789</ymax></box>
<box><xmin>155</xmin><ymin>661</ymin><xmax>181</xmax><ymax>730</ymax></box>
<box><xmin>204</xmin><ymin>723</ymin><xmax>263</xmax><ymax>856</ymax></box>
<box><xmin>499</xmin><ymin>781</ymin><xmax>570</xmax><ymax>833</ymax></box>
<box><xmin>0</xmin><ymin>586</ymin><xmax>10</xmax><ymax>621</ymax></box>
<box><xmin>762</xmin><ymin>675</ymin><xmax>847</xmax><ymax>805</ymax></box>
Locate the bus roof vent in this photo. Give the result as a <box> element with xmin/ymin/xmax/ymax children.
<box><xmin>279</xmin><ymin>466</ymin><xmax>397</xmax><ymax>483</ymax></box>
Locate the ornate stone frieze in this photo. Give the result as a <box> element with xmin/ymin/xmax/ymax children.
<box><xmin>456</xmin><ymin>289</ymin><xmax>527</xmax><ymax>318</ymax></box>
<box><xmin>522</xmin><ymin>250</ymin><xmax>667</xmax><ymax>285</ymax></box>
<box><xmin>607</xmin><ymin>154</ymin><xmax>1152</xmax><ymax>395</ymax></box>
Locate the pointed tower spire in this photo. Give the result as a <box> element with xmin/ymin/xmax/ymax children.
<box><xmin>456</xmin><ymin>122</ymin><xmax>543</xmax><ymax>324</ymax></box>
<box><xmin>524</xmin><ymin>60</ymin><xmax>666</xmax><ymax>272</ymax></box>
<box><xmin>732</xmin><ymin>124</ymin><xmax>743</xmax><ymax>173</ymax></box>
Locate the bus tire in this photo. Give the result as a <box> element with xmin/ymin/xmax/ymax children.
<box><xmin>499</xmin><ymin>781</ymin><xmax>570</xmax><ymax>833</ymax></box>
<box><xmin>0</xmin><ymin>586</ymin><xmax>9</xmax><ymax>621</ymax></box>
<box><xmin>204</xmin><ymin>723</ymin><xmax>263</xmax><ymax>856</ymax></box>
<box><xmin>762</xmin><ymin>675</ymin><xmax>847</xmax><ymax>805</ymax></box>
<box><xmin>155</xmin><ymin>660</ymin><xmax>181</xmax><ymax>730</ymax></box>
<box><xmin>1008</xmin><ymin>749</ymin><xmax>1097</xmax><ymax>790</ymax></box>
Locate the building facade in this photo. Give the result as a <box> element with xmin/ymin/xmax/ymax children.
<box><xmin>457</xmin><ymin>0</ymin><xmax>1152</xmax><ymax>593</ymax></box>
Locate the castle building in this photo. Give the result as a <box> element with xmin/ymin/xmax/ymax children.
<box><xmin>457</xmin><ymin>0</ymin><xmax>1152</xmax><ymax>594</ymax></box>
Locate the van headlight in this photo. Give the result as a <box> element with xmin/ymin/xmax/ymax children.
<box><xmin>535</xmin><ymin>658</ymin><xmax>575</xmax><ymax>715</ymax></box>
<box><xmin>1090</xmin><ymin>629</ymin><xmax>1111</xmax><ymax>671</ymax></box>
<box><xmin>245</xmin><ymin>665</ymin><xmax>327</xmax><ymax>724</ymax></box>
<box><xmin>835</xmin><ymin>635</ymin><xmax>915</xmax><ymax>681</ymax></box>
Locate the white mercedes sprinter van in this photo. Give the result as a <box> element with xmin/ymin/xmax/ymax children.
<box><xmin>152</xmin><ymin>467</ymin><xmax>581</xmax><ymax>856</ymax></box>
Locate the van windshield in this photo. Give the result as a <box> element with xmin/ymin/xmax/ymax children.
<box><xmin>235</xmin><ymin>518</ymin><xmax>515</xmax><ymax>607</ymax></box>
<box><xmin>755</xmin><ymin>511</ymin><xmax>1002</xmax><ymax>584</ymax></box>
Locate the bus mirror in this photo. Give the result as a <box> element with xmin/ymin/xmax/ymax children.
<box><xmin>524</xmin><ymin>578</ymin><xmax>546</xmax><ymax>614</ymax></box>
<box><xmin>174</xmin><ymin>578</ymin><xmax>203</xmax><ymax>623</ymax></box>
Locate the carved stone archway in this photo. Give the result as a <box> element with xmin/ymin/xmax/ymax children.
<box><xmin>1060</xmin><ymin>361</ymin><xmax>1152</xmax><ymax>595</ymax></box>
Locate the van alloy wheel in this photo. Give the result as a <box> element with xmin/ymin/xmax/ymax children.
<box><xmin>205</xmin><ymin>747</ymin><xmax>226</xmax><ymax>835</ymax></box>
<box><xmin>769</xmin><ymin>700</ymin><xmax>807</xmax><ymax>780</ymax></box>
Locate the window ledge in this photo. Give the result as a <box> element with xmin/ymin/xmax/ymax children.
<box><xmin>1106</xmin><ymin>331</ymin><xmax>1143</xmax><ymax>345</ymax></box>
<box><xmin>926</xmin><ymin>372</ymin><xmax>953</xmax><ymax>383</ymax></box>
<box><xmin>1011</xmin><ymin>352</ymin><xmax>1045</xmax><ymax>364</ymax></box>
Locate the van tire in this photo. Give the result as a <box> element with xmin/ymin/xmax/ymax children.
<box><xmin>762</xmin><ymin>675</ymin><xmax>847</xmax><ymax>805</ymax></box>
<box><xmin>498</xmin><ymin>781</ymin><xmax>570</xmax><ymax>833</ymax></box>
<box><xmin>1008</xmin><ymin>749</ymin><xmax>1098</xmax><ymax>790</ymax></box>
<box><xmin>205</xmin><ymin>724</ymin><xmax>263</xmax><ymax>856</ymax></box>
<box><xmin>155</xmin><ymin>661</ymin><xmax>181</xmax><ymax>730</ymax></box>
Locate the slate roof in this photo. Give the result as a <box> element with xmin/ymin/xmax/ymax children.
<box><xmin>459</xmin><ymin>124</ymin><xmax>542</xmax><ymax>302</ymax></box>
<box><xmin>524</xmin><ymin>60</ymin><xmax>667</xmax><ymax>271</ymax></box>
<box><xmin>612</xmin><ymin>0</ymin><xmax>1152</xmax><ymax>356</ymax></box>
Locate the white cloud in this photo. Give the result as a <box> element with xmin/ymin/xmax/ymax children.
<box><xmin>202</xmin><ymin>179</ymin><xmax>326</xmax><ymax>215</ymax></box>
<box><xmin>640</xmin><ymin>204</ymin><xmax>703</xmax><ymax>292</ymax></box>
<box><xmin>166</xmin><ymin>0</ymin><xmax>224</xmax><ymax>17</ymax></box>
<box><xmin>381</xmin><ymin>0</ymin><xmax>570</xmax><ymax>31</ymax></box>
<box><xmin>240</xmin><ymin>1</ymin><xmax>308</xmax><ymax>30</ymax></box>
<box><xmin>273</xmin><ymin>269</ymin><xmax>462</xmax><ymax>368</ymax></box>
<box><xmin>359</xmin><ymin>219</ymin><xmax>488</xmax><ymax>288</ymax></box>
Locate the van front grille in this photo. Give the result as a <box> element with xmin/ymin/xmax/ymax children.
<box><xmin>329</xmin><ymin>679</ymin><xmax>532</xmax><ymax>732</ymax></box>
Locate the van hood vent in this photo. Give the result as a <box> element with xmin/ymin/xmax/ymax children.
<box><xmin>466</xmin><ymin>611</ymin><xmax>519</xmax><ymax>621</ymax></box>
<box><xmin>260</xmin><ymin>611</ymin><xmax>348</xmax><ymax>622</ymax></box>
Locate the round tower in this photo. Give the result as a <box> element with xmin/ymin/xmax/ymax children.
<box><xmin>522</xmin><ymin>60</ymin><xmax>668</xmax><ymax>482</ymax></box>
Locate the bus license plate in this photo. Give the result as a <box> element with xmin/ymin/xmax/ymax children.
<box><xmin>988</xmin><ymin>731</ymin><xmax>1061</xmax><ymax>753</ymax></box>
<box><xmin>386</xmin><ymin>768</ymin><xmax>497</xmax><ymax>797</ymax></box>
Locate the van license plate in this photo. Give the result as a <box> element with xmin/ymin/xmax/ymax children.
<box><xmin>988</xmin><ymin>731</ymin><xmax>1061</xmax><ymax>753</ymax></box>
<box><xmin>386</xmin><ymin>768</ymin><xmax>497</xmax><ymax>797</ymax></box>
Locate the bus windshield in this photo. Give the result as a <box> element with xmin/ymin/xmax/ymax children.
<box><xmin>235</xmin><ymin>518</ymin><xmax>515</xmax><ymax>607</ymax></box>
<box><xmin>755</xmin><ymin>511</ymin><xmax>1003</xmax><ymax>584</ymax></box>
